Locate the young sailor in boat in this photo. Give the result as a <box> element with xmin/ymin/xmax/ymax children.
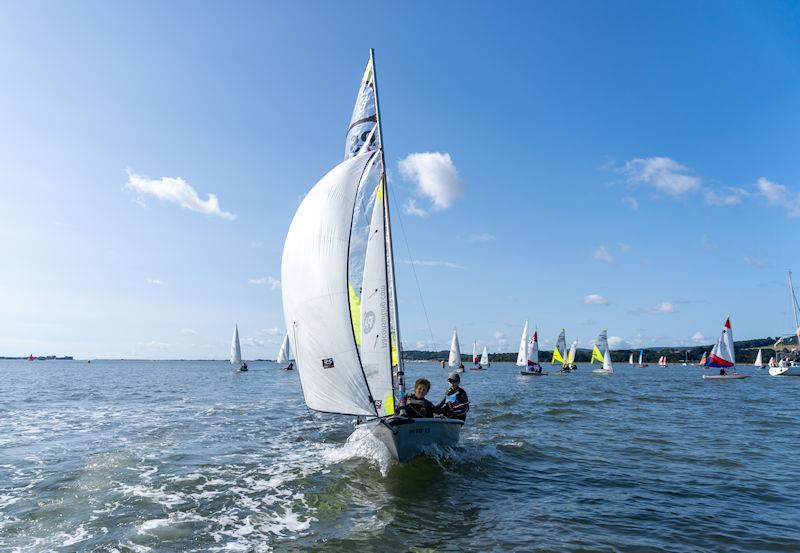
<box><xmin>435</xmin><ymin>372</ymin><xmax>470</xmax><ymax>421</ymax></box>
<box><xmin>404</xmin><ymin>378</ymin><xmax>435</xmax><ymax>418</ymax></box>
<box><xmin>719</xmin><ymin>367</ymin><xmax>727</xmax><ymax>376</ymax></box>
<box><xmin>282</xmin><ymin>361</ymin><xmax>294</xmax><ymax>371</ymax></box>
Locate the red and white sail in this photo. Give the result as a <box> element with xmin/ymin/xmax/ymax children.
<box><xmin>707</xmin><ymin>317</ymin><xmax>735</xmax><ymax>368</ymax></box>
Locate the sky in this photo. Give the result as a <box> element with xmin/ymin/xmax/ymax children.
<box><xmin>1</xmin><ymin>1</ymin><xmax>799</xmax><ymax>359</ymax></box>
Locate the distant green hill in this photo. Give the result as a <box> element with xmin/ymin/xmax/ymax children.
<box><xmin>402</xmin><ymin>337</ymin><xmax>786</xmax><ymax>365</ymax></box>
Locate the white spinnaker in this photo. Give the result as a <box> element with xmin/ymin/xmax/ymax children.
<box><xmin>230</xmin><ymin>325</ymin><xmax>242</xmax><ymax>365</ymax></box>
<box><xmin>281</xmin><ymin>152</ymin><xmax>379</xmax><ymax>416</ymax></box>
<box><xmin>529</xmin><ymin>331</ymin><xmax>539</xmax><ymax>364</ymax></box>
<box><xmin>448</xmin><ymin>329</ymin><xmax>461</xmax><ymax>367</ymax></box>
<box><xmin>277</xmin><ymin>334</ymin><xmax>290</xmax><ymax>364</ymax></box>
<box><xmin>360</xmin><ymin>179</ymin><xmax>394</xmax><ymax>416</ymax></box>
<box><xmin>480</xmin><ymin>346</ymin><xmax>489</xmax><ymax>366</ymax></box>
<box><xmin>516</xmin><ymin>321</ymin><xmax>529</xmax><ymax>366</ymax></box>
<box><xmin>567</xmin><ymin>340</ymin><xmax>577</xmax><ymax>364</ymax></box>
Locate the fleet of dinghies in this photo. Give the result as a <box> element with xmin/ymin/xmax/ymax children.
<box><xmin>267</xmin><ymin>50</ymin><xmax>800</xmax><ymax>463</ymax></box>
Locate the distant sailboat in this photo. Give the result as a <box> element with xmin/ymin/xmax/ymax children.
<box><xmin>682</xmin><ymin>351</ymin><xmax>689</xmax><ymax>366</ymax></box>
<box><xmin>27</xmin><ymin>354</ymin><xmax>35</xmax><ymax>361</ymax></box>
<box><xmin>519</xmin><ymin>322</ymin><xmax>545</xmax><ymax>375</ymax></box>
<box><xmin>277</xmin><ymin>334</ymin><xmax>293</xmax><ymax>370</ymax></box>
<box><xmin>638</xmin><ymin>349</ymin><xmax>648</xmax><ymax>368</ymax></box>
<box><xmin>567</xmin><ymin>339</ymin><xmax>578</xmax><ymax>369</ymax></box>
<box><xmin>552</xmin><ymin>329</ymin><xmax>571</xmax><ymax>371</ymax></box>
<box><xmin>230</xmin><ymin>324</ymin><xmax>248</xmax><ymax>372</ymax></box>
<box><xmin>658</xmin><ymin>356</ymin><xmax>668</xmax><ymax>368</ymax></box>
<box><xmin>594</xmin><ymin>347</ymin><xmax>614</xmax><ymax>374</ymax></box>
<box><xmin>628</xmin><ymin>352</ymin><xmax>634</xmax><ymax>365</ymax></box>
<box><xmin>698</xmin><ymin>351</ymin><xmax>707</xmax><ymax>366</ymax></box>
<box><xmin>769</xmin><ymin>270</ymin><xmax>800</xmax><ymax>376</ymax></box>
<box><xmin>591</xmin><ymin>330</ymin><xmax>607</xmax><ymax>365</ymax></box>
<box><xmin>449</xmin><ymin>329</ymin><xmax>464</xmax><ymax>372</ymax></box>
<box><xmin>480</xmin><ymin>345</ymin><xmax>490</xmax><ymax>368</ymax></box>
<box><xmin>281</xmin><ymin>50</ymin><xmax>463</xmax><ymax>461</ymax></box>
<box><xmin>703</xmin><ymin>317</ymin><xmax>748</xmax><ymax>380</ymax></box>
<box><xmin>472</xmin><ymin>341</ymin><xmax>478</xmax><ymax>367</ymax></box>
<box><xmin>754</xmin><ymin>349</ymin><xmax>764</xmax><ymax>369</ymax></box>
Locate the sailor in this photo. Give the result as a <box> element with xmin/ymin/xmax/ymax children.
<box><xmin>719</xmin><ymin>367</ymin><xmax>727</xmax><ymax>375</ymax></box>
<box><xmin>404</xmin><ymin>378</ymin><xmax>435</xmax><ymax>418</ymax></box>
<box><xmin>283</xmin><ymin>361</ymin><xmax>294</xmax><ymax>371</ymax></box>
<box><xmin>435</xmin><ymin>372</ymin><xmax>469</xmax><ymax>421</ymax></box>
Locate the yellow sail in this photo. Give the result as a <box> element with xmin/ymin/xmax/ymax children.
<box><xmin>591</xmin><ymin>345</ymin><xmax>604</xmax><ymax>364</ymax></box>
<box><xmin>552</xmin><ymin>347</ymin><xmax>565</xmax><ymax>364</ymax></box>
<box><xmin>349</xmin><ymin>282</ymin><xmax>362</xmax><ymax>345</ymax></box>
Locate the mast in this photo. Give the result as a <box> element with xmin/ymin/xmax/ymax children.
<box><xmin>370</xmin><ymin>48</ymin><xmax>406</xmax><ymax>411</ymax></box>
<box><xmin>790</xmin><ymin>270</ymin><xmax>800</xmax><ymax>346</ymax></box>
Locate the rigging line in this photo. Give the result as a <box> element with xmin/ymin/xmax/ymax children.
<box><xmin>387</xmin><ymin>181</ymin><xmax>437</xmax><ymax>347</ymax></box>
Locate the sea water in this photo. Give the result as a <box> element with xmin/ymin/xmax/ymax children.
<box><xmin>1</xmin><ymin>359</ymin><xmax>799</xmax><ymax>551</ymax></box>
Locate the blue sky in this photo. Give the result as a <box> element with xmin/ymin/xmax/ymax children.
<box><xmin>1</xmin><ymin>1</ymin><xmax>799</xmax><ymax>358</ymax></box>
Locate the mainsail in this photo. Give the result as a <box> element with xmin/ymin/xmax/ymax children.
<box><xmin>277</xmin><ymin>334</ymin><xmax>291</xmax><ymax>364</ymax></box>
<box><xmin>567</xmin><ymin>340</ymin><xmax>578</xmax><ymax>365</ymax></box>
<box><xmin>448</xmin><ymin>329</ymin><xmax>462</xmax><ymax>367</ymax></box>
<box><xmin>629</xmin><ymin>352</ymin><xmax>634</xmax><ymax>365</ymax></box>
<box><xmin>754</xmin><ymin>349</ymin><xmax>763</xmax><ymax>367</ymax></box>
<box><xmin>528</xmin><ymin>330</ymin><xmax>540</xmax><ymax>366</ymax></box>
<box><xmin>230</xmin><ymin>324</ymin><xmax>242</xmax><ymax>366</ymax></box>
<box><xmin>591</xmin><ymin>330</ymin><xmax>607</xmax><ymax>364</ymax></box>
<box><xmin>473</xmin><ymin>340</ymin><xmax>478</xmax><ymax>365</ymax></box>
<box><xmin>516</xmin><ymin>321</ymin><xmax>529</xmax><ymax>367</ymax></box>
<box><xmin>480</xmin><ymin>346</ymin><xmax>489</xmax><ymax>367</ymax></box>
<box><xmin>707</xmin><ymin>317</ymin><xmax>735</xmax><ymax>368</ymax></box>
<box><xmin>552</xmin><ymin>329</ymin><xmax>567</xmax><ymax>364</ymax></box>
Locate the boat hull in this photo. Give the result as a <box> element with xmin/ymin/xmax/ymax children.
<box><xmin>702</xmin><ymin>374</ymin><xmax>750</xmax><ymax>380</ymax></box>
<box><xmin>519</xmin><ymin>371</ymin><xmax>547</xmax><ymax>376</ymax></box>
<box><xmin>368</xmin><ymin>416</ymin><xmax>463</xmax><ymax>462</ymax></box>
<box><xmin>769</xmin><ymin>365</ymin><xmax>800</xmax><ymax>376</ymax></box>
<box><xmin>593</xmin><ymin>368</ymin><xmax>613</xmax><ymax>374</ymax></box>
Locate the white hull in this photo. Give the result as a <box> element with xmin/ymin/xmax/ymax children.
<box><xmin>702</xmin><ymin>374</ymin><xmax>749</xmax><ymax>380</ymax></box>
<box><xmin>769</xmin><ymin>365</ymin><xmax>800</xmax><ymax>376</ymax></box>
<box><xmin>368</xmin><ymin>416</ymin><xmax>463</xmax><ymax>462</ymax></box>
<box><xmin>592</xmin><ymin>368</ymin><xmax>613</xmax><ymax>375</ymax></box>
<box><xmin>519</xmin><ymin>370</ymin><xmax>547</xmax><ymax>376</ymax></box>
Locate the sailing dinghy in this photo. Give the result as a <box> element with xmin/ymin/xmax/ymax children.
<box><xmin>480</xmin><ymin>345</ymin><xmax>490</xmax><ymax>369</ymax></box>
<box><xmin>702</xmin><ymin>318</ymin><xmax>749</xmax><ymax>380</ymax></box>
<box><xmin>230</xmin><ymin>324</ymin><xmax>248</xmax><ymax>371</ymax></box>
<box><xmin>628</xmin><ymin>352</ymin><xmax>634</xmax><ymax>365</ymax></box>
<box><xmin>591</xmin><ymin>330</ymin><xmax>607</xmax><ymax>367</ymax></box>
<box><xmin>449</xmin><ymin>329</ymin><xmax>464</xmax><ymax>372</ymax></box>
<box><xmin>754</xmin><ymin>349</ymin><xmax>764</xmax><ymax>369</ymax></box>
<box><xmin>769</xmin><ymin>271</ymin><xmax>800</xmax><ymax>376</ymax></box>
<box><xmin>277</xmin><ymin>334</ymin><xmax>293</xmax><ymax>370</ymax></box>
<box><xmin>638</xmin><ymin>349</ymin><xmax>648</xmax><ymax>368</ymax></box>
<box><xmin>593</xmin><ymin>348</ymin><xmax>614</xmax><ymax>374</ymax></box>
<box><xmin>518</xmin><ymin>322</ymin><xmax>546</xmax><ymax>375</ymax></box>
<box><xmin>281</xmin><ymin>50</ymin><xmax>462</xmax><ymax>462</ymax></box>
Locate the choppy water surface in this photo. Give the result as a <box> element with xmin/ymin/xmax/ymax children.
<box><xmin>1</xmin><ymin>359</ymin><xmax>799</xmax><ymax>552</ymax></box>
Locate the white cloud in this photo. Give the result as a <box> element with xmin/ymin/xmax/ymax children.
<box><xmin>493</xmin><ymin>330</ymin><xmax>506</xmax><ymax>340</ymax></box>
<box><xmin>619</xmin><ymin>243</ymin><xmax>631</xmax><ymax>254</ymax></box>
<box><xmin>398</xmin><ymin>152</ymin><xmax>463</xmax><ymax>212</ymax></box>
<box><xmin>469</xmin><ymin>232</ymin><xmax>495</xmax><ymax>242</ymax></box>
<box><xmin>593</xmin><ymin>245</ymin><xmax>614</xmax><ymax>263</ymax></box>
<box><xmin>743</xmin><ymin>256</ymin><xmax>765</xmax><ymax>268</ymax></box>
<box><xmin>622</xmin><ymin>196</ymin><xmax>639</xmax><ymax>210</ymax></box>
<box><xmin>691</xmin><ymin>332</ymin><xmax>706</xmax><ymax>343</ymax></box>
<box><xmin>125</xmin><ymin>170</ymin><xmax>236</xmax><ymax>220</ymax></box>
<box><xmin>241</xmin><ymin>337</ymin><xmax>266</xmax><ymax>347</ymax></box>
<box><xmin>704</xmin><ymin>187</ymin><xmax>746</xmax><ymax>206</ymax></box>
<box><xmin>654</xmin><ymin>302</ymin><xmax>677</xmax><ymax>313</ymax></box>
<box><xmin>756</xmin><ymin>177</ymin><xmax>800</xmax><ymax>217</ymax></box>
<box><xmin>620</xmin><ymin>157</ymin><xmax>701</xmax><ymax>196</ymax></box>
<box><xmin>402</xmin><ymin>199</ymin><xmax>429</xmax><ymax>218</ymax></box>
<box><xmin>399</xmin><ymin>260</ymin><xmax>465</xmax><ymax>270</ymax></box>
<box><xmin>180</xmin><ymin>328</ymin><xmax>198</xmax><ymax>335</ymax></box>
<box><xmin>607</xmin><ymin>336</ymin><xmax>625</xmax><ymax>348</ymax></box>
<box><xmin>249</xmin><ymin>276</ymin><xmax>281</xmax><ymax>290</ymax></box>
<box><xmin>584</xmin><ymin>294</ymin><xmax>609</xmax><ymax>305</ymax></box>
<box><xmin>256</xmin><ymin>327</ymin><xmax>282</xmax><ymax>337</ymax></box>
<box><xmin>146</xmin><ymin>278</ymin><xmax>162</xmax><ymax>285</ymax></box>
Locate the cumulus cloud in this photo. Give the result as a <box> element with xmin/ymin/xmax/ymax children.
<box><xmin>402</xmin><ymin>199</ymin><xmax>429</xmax><ymax>218</ymax></box>
<box><xmin>241</xmin><ymin>336</ymin><xmax>266</xmax><ymax>347</ymax></box>
<box><xmin>619</xmin><ymin>243</ymin><xmax>631</xmax><ymax>254</ymax></box>
<box><xmin>620</xmin><ymin>157</ymin><xmax>701</xmax><ymax>196</ymax></box>
<box><xmin>469</xmin><ymin>232</ymin><xmax>495</xmax><ymax>242</ymax></box>
<box><xmin>593</xmin><ymin>246</ymin><xmax>614</xmax><ymax>263</ymax></box>
<box><xmin>607</xmin><ymin>336</ymin><xmax>626</xmax><ymax>348</ymax></box>
<box><xmin>653</xmin><ymin>302</ymin><xmax>677</xmax><ymax>313</ymax></box>
<box><xmin>249</xmin><ymin>276</ymin><xmax>281</xmax><ymax>289</ymax></box>
<box><xmin>125</xmin><ymin>169</ymin><xmax>236</xmax><ymax>220</ymax></box>
<box><xmin>493</xmin><ymin>330</ymin><xmax>506</xmax><ymax>340</ymax></box>
<box><xmin>256</xmin><ymin>327</ymin><xmax>282</xmax><ymax>337</ymax></box>
<box><xmin>146</xmin><ymin>278</ymin><xmax>162</xmax><ymax>285</ymax></box>
<box><xmin>756</xmin><ymin>177</ymin><xmax>800</xmax><ymax>217</ymax></box>
<box><xmin>691</xmin><ymin>332</ymin><xmax>706</xmax><ymax>343</ymax></box>
<box><xmin>399</xmin><ymin>259</ymin><xmax>465</xmax><ymax>270</ymax></box>
<box><xmin>398</xmin><ymin>152</ymin><xmax>463</xmax><ymax>213</ymax></box>
<box><xmin>622</xmin><ymin>196</ymin><xmax>639</xmax><ymax>210</ymax></box>
<box><xmin>704</xmin><ymin>187</ymin><xmax>746</xmax><ymax>206</ymax></box>
<box><xmin>584</xmin><ymin>294</ymin><xmax>609</xmax><ymax>305</ymax></box>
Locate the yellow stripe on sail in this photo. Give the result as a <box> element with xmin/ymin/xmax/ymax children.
<box><xmin>384</xmin><ymin>392</ymin><xmax>395</xmax><ymax>416</ymax></box>
<box><xmin>362</xmin><ymin>58</ymin><xmax>374</xmax><ymax>84</ymax></box>
<box><xmin>552</xmin><ymin>347</ymin><xmax>565</xmax><ymax>364</ymax></box>
<box><xmin>349</xmin><ymin>282</ymin><xmax>362</xmax><ymax>345</ymax></box>
<box><xmin>377</xmin><ymin>178</ymin><xmax>384</xmax><ymax>201</ymax></box>
<box><xmin>592</xmin><ymin>345</ymin><xmax>604</xmax><ymax>364</ymax></box>
<box><xmin>391</xmin><ymin>331</ymin><xmax>399</xmax><ymax>367</ymax></box>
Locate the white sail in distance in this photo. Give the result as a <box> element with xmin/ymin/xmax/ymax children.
<box><xmin>528</xmin><ymin>330</ymin><xmax>540</xmax><ymax>365</ymax></box>
<box><xmin>277</xmin><ymin>334</ymin><xmax>291</xmax><ymax>364</ymax></box>
<box><xmin>230</xmin><ymin>324</ymin><xmax>242</xmax><ymax>366</ymax></box>
<box><xmin>480</xmin><ymin>346</ymin><xmax>489</xmax><ymax>367</ymax></box>
<box><xmin>754</xmin><ymin>349</ymin><xmax>762</xmax><ymax>367</ymax></box>
<box><xmin>448</xmin><ymin>329</ymin><xmax>462</xmax><ymax>367</ymax></box>
<box><xmin>516</xmin><ymin>321</ymin><xmax>529</xmax><ymax>366</ymax></box>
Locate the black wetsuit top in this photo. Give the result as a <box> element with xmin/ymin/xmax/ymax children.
<box><xmin>404</xmin><ymin>394</ymin><xmax>435</xmax><ymax>418</ymax></box>
<box><xmin>435</xmin><ymin>386</ymin><xmax>469</xmax><ymax>421</ymax></box>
